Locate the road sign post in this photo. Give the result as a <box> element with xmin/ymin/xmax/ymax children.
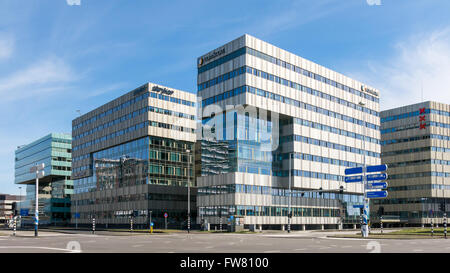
<box><xmin>164</xmin><ymin>212</ymin><xmax>168</xmax><ymax>230</ymax></box>
<box><xmin>345</xmin><ymin>164</ymin><xmax>388</xmax><ymax>238</ymax></box>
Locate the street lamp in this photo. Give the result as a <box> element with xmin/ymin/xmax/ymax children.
<box><xmin>30</xmin><ymin>163</ymin><xmax>44</xmax><ymax>237</ymax></box>
<box><xmin>359</xmin><ymin>101</ymin><xmax>368</xmax><ymax>238</ymax></box>
<box><xmin>288</xmin><ymin>152</ymin><xmax>293</xmax><ymax>233</ymax></box>
<box><xmin>186</xmin><ymin>149</ymin><xmax>191</xmax><ymax>233</ymax></box>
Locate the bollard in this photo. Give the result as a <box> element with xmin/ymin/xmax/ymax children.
<box><xmin>380</xmin><ymin>216</ymin><xmax>383</xmax><ymax>234</ymax></box>
<box><xmin>444</xmin><ymin>213</ymin><xmax>447</xmax><ymax>239</ymax></box>
<box><xmin>431</xmin><ymin>218</ymin><xmax>434</xmax><ymax>237</ymax></box>
<box><xmin>13</xmin><ymin>217</ymin><xmax>17</xmax><ymax>236</ymax></box>
<box><xmin>92</xmin><ymin>217</ymin><xmax>96</xmax><ymax>234</ymax></box>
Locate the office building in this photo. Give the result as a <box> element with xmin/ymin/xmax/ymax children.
<box><xmin>71</xmin><ymin>82</ymin><xmax>196</xmax><ymax>228</ymax></box>
<box><xmin>0</xmin><ymin>194</ymin><xmax>25</xmax><ymax>224</ymax></box>
<box><xmin>14</xmin><ymin>133</ymin><xmax>73</xmax><ymax>225</ymax></box>
<box><xmin>373</xmin><ymin>101</ymin><xmax>450</xmax><ymax>226</ymax></box>
<box><xmin>196</xmin><ymin>34</ymin><xmax>381</xmax><ymax>230</ymax></box>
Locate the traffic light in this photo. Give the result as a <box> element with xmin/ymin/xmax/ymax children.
<box><xmin>301</xmin><ymin>192</ymin><xmax>305</xmax><ymax>197</ymax></box>
<box><xmin>319</xmin><ymin>187</ymin><xmax>323</xmax><ymax>196</ymax></box>
<box><xmin>339</xmin><ymin>186</ymin><xmax>344</xmax><ymax>194</ymax></box>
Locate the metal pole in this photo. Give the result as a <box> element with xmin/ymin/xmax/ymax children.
<box><xmin>288</xmin><ymin>153</ymin><xmax>292</xmax><ymax>233</ymax></box>
<box><xmin>444</xmin><ymin>212</ymin><xmax>447</xmax><ymax>239</ymax></box>
<box><xmin>18</xmin><ymin>186</ymin><xmax>22</xmax><ymax>230</ymax></box>
<box><xmin>35</xmin><ymin>170</ymin><xmax>39</xmax><ymax>237</ymax></box>
<box><xmin>187</xmin><ymin>149</ymin><xmax>191</xmax><ymax>233</ymax></box>
<box><xmin>359</xmin><ymin>101</ymin><xmax>368</xmax><ymax>238</ymax></box>
<box><xmin>75</xmin><ymin>197</ymin><xmax>78</xmax><ymax>229</ymax></box>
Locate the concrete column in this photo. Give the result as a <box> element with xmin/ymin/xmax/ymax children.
<box><xmin>353</xmin><ymin>224</ymin><xmax>357</xmax><ymax>229</ymax></box>
<box><xmin>258</xmin><ymin>224</ymin><xmax>262</xmax><ymax>232</ymax></box>
<box><xmin>321</xmin><ymin>224</ymin><xmax>325</xmax><ymax>230</ymax></box>
<box><xmin>302</xmin><ymin>224</ymin><xmax>306</xmax><ymax>231</ymax></box>
<box><xmin>281</xmin><ymin>224</ymin><xmax>285</xmax><ymax>231</ymax></box>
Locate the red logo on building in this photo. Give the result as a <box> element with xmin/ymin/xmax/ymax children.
<box><xmin>419</xmin><ymin>107</ymin><xmax>426</xmax><ymax>130</ymax></box>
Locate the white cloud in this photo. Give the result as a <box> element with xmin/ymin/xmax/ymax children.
<box><xmin>0</xmin><ymin>57</ymin><xmax>76</xmax><ymax>101</ymax></box>
<box><xmin>0</xmin><ymin>34</ymin><xmax>14</xmax><ymax>59</ymax></box>
<box><xmin>66</xmin><ymin>0</ymin><xmax>81</xmax><ymax>6</ymax></box>
<box><xmin>353</xmin><ymin>27</ymin><xmax>450</xmax><ymax>110</ymax></box>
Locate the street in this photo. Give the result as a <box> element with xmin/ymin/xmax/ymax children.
<box><xmin>1</xmin><ymin>229</ymin><xmax>449</xmax><ymax>253</ymax></box>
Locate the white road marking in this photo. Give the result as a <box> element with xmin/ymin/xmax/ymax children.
<box><xmin>132</xmin><ymin>245</ymin><xmax>143</xmax><ymax>248</ymax></box>
<box><xmin>321</xmin><ymin>236</ymin><xmax>374</xmax><ymax>241</ymax></box>
<box><xmin>413</xmin><ymin>249</ymin><xmax>424</xmax><ymax>252</ymax></box>
<box><xmin>294</xmin><ymin>248</ymin><xmax>306</xmax><ymax>251</ymax></box>
<box><xmin>263</xmin><ymin>250</ymin><xmax>281</xmax><ymax>253</ymax></box>
<box><xmin>0</xmin><ymin>246</ymin><xmax>80</xmax><ymax>253</ymax></box>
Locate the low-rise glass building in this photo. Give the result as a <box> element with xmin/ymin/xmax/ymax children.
<box><xmin>14</xmin><ymin>133</ymin><xmax>73</xmax><ymax>225</ymax></box>
<box><xmin>71</xmin><ymin>82</ymin><xmax>196</xmax><ymax>229</ymax></box>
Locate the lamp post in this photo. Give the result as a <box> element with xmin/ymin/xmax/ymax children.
<box><xmin>287</xmin><ymin>152</ymin><xmax>293</xmax><ymax>233</ymax></box>
<box><xmin>359</xmin><ymin>101</ymin><xmax>368</xmax><ymax>238</ymax></box>
<box><xmin>30</xmin><ymin>163</ymin><xmax>44</xmax><ymax>237</ymax></box>
<box><xmin>187</xmin><ymin>149</ymin><xmax>191</xmax><ymax>233</ymax></box>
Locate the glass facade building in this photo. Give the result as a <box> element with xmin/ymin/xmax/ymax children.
<box><xmin>71</xmin><ymin>83</ymin><xmax>196</xmax><ymax>228</ymax></box>
<box><xmin>196</xmin><ymin>35</ymin><xmax>381</xmax><ymax>230</ymax></box>
<box><xmin>14</xmin><ymin>133</ymin><xmax>73</xmax><ymax>225</ymax></box>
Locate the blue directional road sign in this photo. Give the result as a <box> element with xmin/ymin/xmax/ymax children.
<box><xmin>366</xmin><ymin>191</ymin><xmax>388</xmax><ymax>198</ymax></box>
<box><xmin>345</xmin><ymin>167</ymin><xmax>363</xmax><ymax>175</ymax></box>
<box><xmin>366</xmin><ymin>173</ymin><xmax>388</xmax><ymax>181</ymax></box>
<box><xmin>366</xmin><ymin>182</ymin><xmax>388</xmax><ymax>189</ymax></box>
<box><xmin>20</xmin><ymin>209</ymin><xmax>29</xmax><ymax>216</ymax></box>
<box><xmin>353</xmin><ymin>204</ymin><xmax>364</xmax><ymax>208</ymax></box>
<box><xmin>345</xmin><ymin>175</ymin><xmax>363</xmax><ymax>183</ymax></box>
<box><xmin>366</xmin><ymin>164</ymin><xmax>388</xmax><ymax>173</ymax></box>
<box><xmin>74</xmin><ymin>213</ymin><xmax>80</xmax><ymax>219</ymax></box>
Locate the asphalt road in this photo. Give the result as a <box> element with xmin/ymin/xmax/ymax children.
<box><xmin>0</xmin><ymin>229</ymin><xmax>449</xmax><ymax>253</ymax></box>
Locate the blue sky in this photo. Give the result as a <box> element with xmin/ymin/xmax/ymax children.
<box><xmin>1</xmin><ymin>0</ymin><xmax>450</xmax><ymax>194</ymax></box>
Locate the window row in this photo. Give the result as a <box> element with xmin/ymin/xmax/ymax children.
<box><xmin>285</xmin><ymin>117</ymin><xmax>379</xmax><ymax>144</ymax></box>
<box><xmin>74</xmin><ymin>105</ymin><xmax>195</xmax><ymax>141</ymax></box>
<box><xmin>74</xmin><ymin>91</ymin><xmax>195</xmax><ymax>130</ymax></box>
<box><xmin>198</xmin><ymin>46</ymin><xmax>379</xmax><ymax>103</ymax></box>
<box><xmin>198</xmin><ymin>65</ymin><xmax>379</xmax><ymax>118</ymax></box>
<box><xmin>73</xmin><ymin>120</ymin><xmax>194</xmax><ymax>152</ymax></box>
<box><xmin>281</xmin><ymin>134</ymin><xmax>380</xmax><ymax>158</ymax></box>
<box><xmin>202</xmin><ymin>85</ymin><xmax>379</xmax><ymax>131</ymax></box>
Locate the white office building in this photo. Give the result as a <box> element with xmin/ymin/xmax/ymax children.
<box><xmin>196</xmin><ymin>34</ymin><xmax>381</xmax><ymax>230</ymax></box>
